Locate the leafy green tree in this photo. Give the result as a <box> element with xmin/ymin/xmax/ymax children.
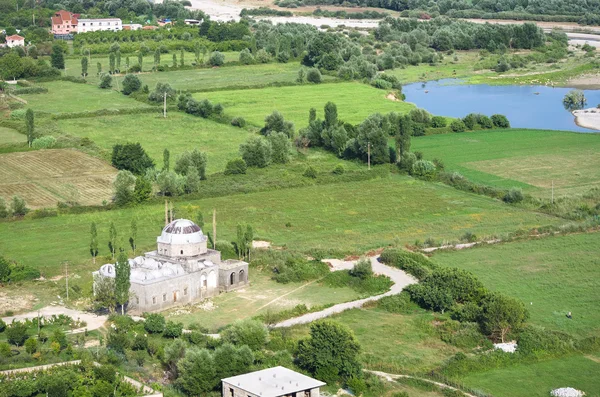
<box><xmin>24</xmin><ymin>337</ymin><xmax>37</xmax><ymax>354</ymax></box>
<box><xmin>81</xmin><ymin>57</ymin><xmax>88</xmax><ymax>77</ymax></box>
<box><xmin>349</xmin><ymin>258</ymin><xmax>372</xmax><ymax>280</ymax></box>
<box><xmin>108</xmin><ymin>222</ymin><xmax>117</xmax><ymax>259</ymax></box>
<box><xmin>268</xmin><ymin>132</ymin><xmax>292</xmax><ymax>164</ymax></box>
<box><xmin>324</xmin><ymin>101</ymin><xmax>338</xmax><ymax>129</ymax></box>
<box><xmin>261</xmin><ymin>110</ymin><xmax>294</xmax><ymax>138</ymax></box>
<box><xmin>148</xmin><ymin>82</ymin><xmax>176</xmax><ymax>102</ymax></box>
<box><xmin>356</xmin><ymin>114</ymin><xmax>390</xmax><ymax>164</ymax></box>
<box><xmin>164</xmin><ymin>338</ymin><xmax>187</xmax><ymax>376</ymax></box>
<box><xmin>97</xmin><ymin>62</ymin><xmax>102</xmax><ymax>76</ymax></box>
<box><xmin>209</xmin><ymin>51</ymin><xmax>225</xmax><ymax>66</ymax></box>
<box><xmin>479</xmin><ymin>293</ymin><xmax>529</xmax><ymax>342</ymax></box>
<box><xmin>297</xmin><ymin>320</ymin><xmax>361</xmax><ymax>383</ymax></box>
<box><xmin>221</xmin><ymin>319</ymin><xmax>269</xmax><ymax>351</ymax></box>
<box><xmin>25</xmin><ymin>108</ymin><xmax>34</xmax><ymax>147</ymax></box>
<box><xmin>138</xmin><ymin>52</ymin><xmax>143</xmax><ymax>71</ymax></box>
<box><xmin>111</xmin><ymin>143</ymin><xmax>155</xmax><ymax>174</ymax></box>
<box><xmin>224</xmin><ymin>158</ymin><xmax>247</xmax><ymax>175</ymax></box>
<box><xmin>185</xmin><ymin>165</ymin><xmax>201</xmax><ymax>193</ymax></box>
<box><xmin>122</xmin><ymin>74</ymin><xmax>142</xmax><ymax>95</ymax></box>
<box><xmin>90</xmin><ymin>222</ymin><xmax>98</xmax><ymax>265</ymax></box>
<box><xmin>115</xmin><ymin>250</ymin><xmax>131</xmax><ymax>315</ymax></box>
<box><xmin>113</xmin><ymin>170</ymin><xmax>136</xmax><ymax>206</ymax></box>
<box><xmin>174</xmin><ymin>149</ymin><xmax>207</xmax><ymax>180</ymax></box>
<box><xmin>51</xmin><ymin>328</ymin><xmax>68</xmax><ymax>349</ymax></box>
<box><xmin>214</xmin><ymin>343</ymin><xmax>254</xmax><ymax>380</ymax></box>
<box><xmin>176</xmin><ymin>348</ymin><xmax>218</xmax><ymax>394</ymax></box>
<box><xmin>144</xmin><ymin>313</ymin><xmax>166</xmax><ymax>333</ymax></box>
<box><xmin>172</xmin><ymin>53</ymin><xmax>177</xmax><ymax>67</ymax></box>
<box><xmin>93</xmin><ymin>276</ymin><xmax>116</xmax><ymax>312</ymax></box>
<box><xmin>563</xmin><ymin>90</ymin><xmax>587</xmax><ymax>111</ymax></box>
<box><xmin>164</xmin><ymin>321</ymin><xmax>184</xmax><ymax>338</ymax></box>
<box><xmin>163</xmin><ymin>148</ymin><xmax>170</xmax><ymax>171</ymax></box>
<box><xmin>396</xmin><ymin>114</ymin><xmax>412</xmax><ymax>158</ymax></box>
<box><xmin>10</xmin><ymin>195</ymin><xmax>28</xmax><ymax>216</ymax></box>
<box><xmin>109</xmin><ymin>52</ymin><xmax>115</xmax><ymax>73</ymax></box>
<box><xmin>51</xmin><ymin>43</ymin><xmax>65</xmax><ymax>69</ymax></box>
<box><xmin>180</xmin><ymin>49</ymin><xmax>184</xmax><ymax>67</ymax></box>
<box><xmin>0</xmin><ymin>256</ymin><xmax>11</xmax><ymax>284</ymax></box>
<box><xmin>154</xmin><ymin>48</ymin><xmax>161</xmax><ymax>67</ymax></box>
<box><xmin>306</xmin><ymin>68</ymin><xmax>322</xmax><ymax>83</ymax></box>
<box><xmin>134</xmin><ymin>176</ymin><xmax>153</xmax><ymax>203</ymax></box>
<box><xmin>0</xmin><ymin>52</ymin><xmax>23</xmax><ymax>80</ymax></box>
<box><xmin>240</xmin><ymin>136</ymin><xmax>272</xmax><ymax>168</ymax></box>
<box><xmin>491</xmin><ymin>114</ymin><xmax>510</xmax><ymax>128</ymax></box>
<box><xmin>129</xmin><ymin>218</ymin><xmax>137</xmax><ymax>254</ymax></box>
<box><xmin>6</xmin><ymin>322</ymin><xmax>28</xmax><ymax>346</ymax></box>
<box><xmin>0</xmin><ymin>197</ymin><xmax>8</xmax><ymax>218</ymax></box>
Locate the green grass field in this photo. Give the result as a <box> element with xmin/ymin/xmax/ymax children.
<box><xmin>55</xmin><ymin>112</ymin><xmax>251</xmax><ymax>173</ymax></box>
<box><xmin>0</xmin><ymin>126</ymin><xmax>26</xmax><ymax>144</ymax></box>
<box><xmin>412</xmin><ymin>129</ymin><xmax>600</xmax><ymax>197</ymax></box>
<box><xmin>199</xmin><ymin>82</ymin><xmax>415</xmax><ymax>128</ymax></box>
<box><xmin>19</xmin><ymin>81</ymin><xmax>150</xmax><ymax>114</ymax></box>
<box><xmin>0</xmin><ymin>175</ymin><xmax>560</xmax><ymax>277</ymax></box>
<box><xmin>431</xmin><ymin>233</ymin><xmax>600</xmax><ymax>337</ymax></box>
<box><xmin>460</xmin><ymin>353</ymin><xmax>600</xmax><ymax>397</ymax></box>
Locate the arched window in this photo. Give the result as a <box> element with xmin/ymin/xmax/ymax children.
<box><xmin>180</xmin><ymin>250</ymin><xmax>183</xmax><ymax>255</ymax></box>
<box><xmin>239</xmin><ymin>269</ymin><xmax>245</xmax><ymax>283</ymax></box>
<box><xmin>230</xmin><ymin>272</ymin><xmax>236</xmax><ymax>285</ymax></box>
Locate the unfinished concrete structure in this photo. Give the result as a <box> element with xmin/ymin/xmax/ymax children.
<box><xmin>222</xmin><ymin>366</ymin><xmax>325</xmax><ymax>397</ymax></box>
<box><xmin>93</xmin><ymin>219</ymin><xmax>248</xmax><ymax>313</ymax></box>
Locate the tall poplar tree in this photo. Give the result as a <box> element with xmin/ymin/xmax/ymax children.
<box><xmin>25</xmin><ymin>108</ymin><xmax>34</xmax><ymax>147</ymax></box>
<box><xmin>81</xmin><ymin>57</ymin><xmax>88</xmax><ymax>77</ymax></box>
<box><xmin>115</xmin><ymin>250</ymin><xmax>131</xmax><ymax>315</ymax></box>
<box><xmin>90</xmin><ymin>222</ymin><xmax>98</xmax><ymax>264</ymax></box>
<box><xmin>129</xmin><ymin>218</ymin><xmax>137</xmax><ymax>255</ymax></box>
<box><xmin>163</xmin><ymin>148</ymin><xmax>170</xmax><ymax>171</ymax></box>
<box><xmin>108</xmin><ymin>222</ymin><xmax>117</xmax><ymax>259</ymax></box>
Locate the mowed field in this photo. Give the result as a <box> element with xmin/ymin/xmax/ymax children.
<box><xmin>461</xmin><ymin>353</ymin><xmax>600</xmax><ymax>397</ymax></box>
<box><xmin>0</xmin><ymin>149</ymin><xmax>117</xmax><ymax>208</ymax></box>
<box><xmin>56</xmin><ymin>112</ymin><xmax>251</xmax><ymax>174</ymax></box>
<box><xmin>0</xmin><ymin>126</ymin><xmax>26</xmax><ymax>144</ymax></box>
<box><xmin>199</xmin><ymin>82</ymin><xmax>414</xmax><ymax>127</ymax></box>
<box><xmin>432</xmin><ymin>233</ymin><xmax>600</xmax><ymax>337</ymax></box>
<box><xmin>412</xmin><ymin>129</ymin><xmax>600</xmax><ymax>197</ymax></box>
<box><xmin>19</xmin><ymin>81</ymin><xmax>150</xmax><ymax>114</ymax></box>
<box><xmin>0</xmin><ymin>175</ymin><xmax>561</xmax><ymax>276</ymax></box>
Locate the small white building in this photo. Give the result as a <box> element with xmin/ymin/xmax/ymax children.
<box><xmin>222</xmin><ymin>367</ymin><xmax>325</xmax><ymax>397</ymax></box>
<box><xmin>123</xmin><ymin>23</ymin><xmax>142</xmax><ymax>31</ymax></box>
<box><xmin>77</xmin><ymin>18</ymin><xmax>122</xmax><ymax>33</ymax></box>
<box><xmin>5</xmin><ymin>34</ymin><xmax>25</xmax><ymax>48</ymax></box>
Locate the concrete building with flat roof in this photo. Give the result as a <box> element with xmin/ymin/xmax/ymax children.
<box><xmin>222</xmin><ymin>366</ymin><xmax>325</xmax><ymax>397</ymax></box>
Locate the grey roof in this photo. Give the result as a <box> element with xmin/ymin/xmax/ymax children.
<box><xmin>222</xmin><ymin>366</ymin><xmax>325</xmax><ymax>397</ymax></box>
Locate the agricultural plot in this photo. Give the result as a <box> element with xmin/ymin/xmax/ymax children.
<box><xmin>412</xmin><ymin>129</ymin><xmax>600</xmax><ymax>197</ymax></box>
<box><xmin>18</xmin><ymin>81</ymin><xmax>150</xmax><ymax>114</ymax></box>
<box><xmin>0</xmin><ymin>149</ymin><xmax>117</xmax><ymax>208</ymax></box>
<box><xmin>432</xmin><ymin>233</ymin><xmax>600</xmax><ymax>337</ymax></box>
<box><xmin>0</xmin><ymin>126</ymin><xmax>26</xmax><ymax>144</ymax></box>
<box><xmin>0</xmin><ymin>175</ymin><xmax>561</xmax><ymax>277</ymax></box>
<box><xmin>199</xmin><ymin>82</ymin><xmax>414</xmax><ymax>128</ymax></box>
<box><xmin>56</xmin><ymin>111</ymin><xmax>251</xmax><ymax>174</ymax></box>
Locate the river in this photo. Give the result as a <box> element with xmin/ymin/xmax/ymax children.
<box><xmin>403</xmin><ymin>79</ymin><xmax>600</xmax><ymax>132</ymax></box>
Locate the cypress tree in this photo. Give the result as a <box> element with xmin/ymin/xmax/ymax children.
<box><xmin>115</xmin><ymin>250</ymin><xmax>131</xmax><ymax>315</ymax></box>
<box><xmin>25</xmin><ymin>109</ymin><xmax>34</xmax><ymax>147</ymax></box>
<box><xmin>90</xmin><ymin>222</ymin><xmax>98</xmax><ymax>264</ymax></box>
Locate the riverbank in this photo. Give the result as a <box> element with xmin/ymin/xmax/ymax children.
<box><xmin>573</xmin><ymin>108</ymin><xmax>600</xmax><ymax>131</ymax></box>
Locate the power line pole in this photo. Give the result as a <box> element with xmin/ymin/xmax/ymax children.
<box><xmin>367</xmin><ymin>142</ymin><xmax>371</xmax><ymax>170</ymax></box>
<box><xmin>212</xmin><ymin>209</ymin><xmax>216</xmax><ymax>249</ymax></box>
<box><xmin>65</xmin><ymin>262</ymin><xmax>69</xmax><ymax>301</ymax></box>
<box><xmin>163</xmin><ymin>92</ymin><xmax>167</xmax><ymax>118</ymax></box>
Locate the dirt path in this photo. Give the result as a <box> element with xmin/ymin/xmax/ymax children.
<box><xmin>366</xmin><ymin>370</ymin><xmax>479</xmax><ymax>397</ymax></box>
<box><xmin>254</xmin><ymin>278</ymin><xmax>320</xmax><ymax>312</ymax></box>
<box><xmin>1</xmin><ymin>306</ymin><xmax>107</xmax><ymax>334</ymax></box>
<box><xmin>271</xmin><ymin>256</ymin><xmax>417</xmax><ymax>328</ymax></box>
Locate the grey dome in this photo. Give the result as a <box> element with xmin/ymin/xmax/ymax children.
<box><xmin>157</xmin><ymin>219</ymin><xmax>206</xmax><ymax>245</ymax></box>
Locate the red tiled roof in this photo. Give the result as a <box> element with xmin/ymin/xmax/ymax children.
<box><xmin>52</xmin><ymin>10</ymin><xmax>78</xmax><ymax>25</ymax></box>
<box><xmin>6</xmin><ymin>35</ymin><xmax>24</xmax><ymax>40</ymax></box>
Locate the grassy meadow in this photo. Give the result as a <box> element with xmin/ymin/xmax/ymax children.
<box><xmin>412</xmin><ymin>129</ymin><xmax>600</xmax><ymax>197</ymax></box>
<box><xmin>0</xmin><ymin>126</ymin><xmax>26</xmax><ymax>144</ymax></box>
<box><xmin>460</xmin><ymin>353</ymin><xmax>600</xmax><ymax>397</ymax></box>
<box><xmin>0</xmin><ymin>175</ymin><xmax>561</xmax><ymax>277</ymax></box>
<box><xmin>200</xmin><ymin>82</ymin><xmax>414</xmax><ymax>128</ymax></box>
<box><xmin>20</xmin><ymin>81</ymin><xmax>150</xmax><ymax>114</ymax></box>
<box><xmin>432</xmin><ymin>233</ymin><xmax>600</xmax><ymax>337</ymax></box>
<box><xmin>55</xmin><ymin>112</ymin><xmax>251</xmax><ymax>173</ymax></box>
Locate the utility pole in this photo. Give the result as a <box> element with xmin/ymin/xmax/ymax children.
<box><xmin>165</xmin><ymin>200</ymin><xmax>168</xmax><ymax>226</ymax></box>
<box><xmin>169</xmin><ymin>201</ymin><xmax>173</xmax><ymax>223</ymax></box>
<box><xmin>367</xmin><ymin>142</ymin><xmax>371</xmax><ymax>170</ymax></box>
<box><xmin>163</xmin><ymin>92</ymin><xmax>167</xmax><ymax>118</ymax></box>
<box><xmin>212</xmin><ymin>209</ymin><xmax>216</xmax><ymax>249</ymax></box>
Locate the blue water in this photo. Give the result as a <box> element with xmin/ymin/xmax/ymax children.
<box><xmin>402</xmin><ymin>79</ymin><xmax>600</xmax><ymax>132</ymax></box>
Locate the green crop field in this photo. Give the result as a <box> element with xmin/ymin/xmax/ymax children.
<box><xmin>431</xmin><ymin>233</ymin><xmax>600</xmax><ymax>337</ymax></box>
<box><xmin>412</xmin><ymin>129</ymin><xmax>600</xmax><ymax>197</ymax></box>
<box><xmin>0</xmin><ymin>175</ymin><xmax>560</xmax><ymax>277</ymax></box>
<box><xmin>0</xmin><ymin>126</ymin><xmax>26</xmax><ymax>144</ymax></box>
<box><xmin>460</xmin><ymin>353</ymin><xmax>600</xmax><ymax>397</ymax></box>
<box><xmin>55</xmin><ymin>111</ymin><xmax>251</xmax><ymax>174</ymax></box>
<box><xmin>199</xmin><ymin>82</ymin><xmax>415</xmax><ymax>128</ymax></box>
<box><xmin>19</xmin><ymin>81</ymin><xmax>150</xmax><ymax>114</ymax></box>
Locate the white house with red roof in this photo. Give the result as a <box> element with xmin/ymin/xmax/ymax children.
<box><xmin>5</xmin><ymin>34</ymin><xmax>25</xmax><ymax>48</ymax></box>
<box><xmin>51</xmin><ymin>10</ymin><xmax>79</xmax><ymax>35</ymax></box>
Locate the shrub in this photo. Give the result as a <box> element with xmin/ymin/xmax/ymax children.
<box><xmin>209</xmin><ymin>51</ymin><xmax>225</xmax><ymax>66</ymax></box>
<box><xmin>122</xmin><ymin>74</ymin><xmax>141</xmax><ymax>95</ymax></box>
<box><xmin>144</xmin><ymin>313</ymin><xmax>166</xmax><ymax>334</ymax></box>
<box><xmin>477</xmin><ymin>115</ymin><xmax>494</xmax><ymax>129</ymax></box>
<box><xmin>303</xmin><ymin>165</ymin><xmax>317</xmax><ymax>178</ymax></box>
<box><xmin>371</xmin><ymin>79</ymin><xmax>392</xmax><ymax>90</ymax></box>
<box><xmin>268</xmin><ymin>132</ymin><xmax>292</xmax><ymax>164</ymax></box>
<box><xmin>0</xmin><ymin>319</ymin><xmax>5</xmax><ymax>332</ymax></box>
<box><xmin>10</xmin><ymin>109</ymin><xmax>27</xmax><ymax>119</ymax></box>
<box><xmin>239</xmin><ymin>48</ymin><xmax>255</xmax><ymax>65</ymax></box>
<box><xmin>450</xmin><ymin>119</ymin><xmax>466</xmax><ymax>132</ymax></box>
<box><xmin>132</xmin><ymin>334</ymin><xmax>149</xmax><ymax>351</ymax></box>
<box><xmin>10</xmin><ymin>195</ymin><xmax>28</xmax><ymax>217</ymax></box>
<box><xmin>479</xmin><ymin>293</ymin><xmax>529</xmax><ymax>342</ymax></box>
<box><xmin>221</xmin><ymin>319</ymin><xmax>269</xmax><ymax>350</ymax></box>
<box><xmin>431</xmin><ymin>116</ymin><xmax>447</xmax><ymax>128</ymax></box>
<box><xmin>24</xmin><ymin>337</ymin><xmax>37</xmax><ymax>354</ymax></box>
<box><xmin>332</xmin><ymin>164</ymin><xmax>345</xmax><ymax>174</ymax></box>
<box><xmin>163</xmin><ymin>321</ymin><xmax>184</xmax><ymax>338</ymax></box>
<box><xmin>255</xmin><ymin>49</ymin><xmax>271</xmax><ymax>63</ymax></box>
<box><xmin>98</xmin><ymin>74</ymin><xmax>112</xmax><ymax>89</ymax></box>
<box><xmin>6</xmin><ymin>322</ymin><xmax>28</xmax><ymax>346</ymax></box>
<box><xmin>462</xmin><ymin>113</ymin><xmax>478</xmax><ymax>130</ymax></box>
<box><xmin>411</xmin><ymin>160</ymin><xmax>436</xmax><ymax>180</ymax></box>
<box><xmin>377</xmin><ymin>292</ymin><xmax>414</xmax><ymax>314</ymax></box>
<box><xmin>224</xmin><ymin>158</ymin><xmax>247</xmax><ymax>175</ymax></box>
<box><xmin>349</xmin><ymin>258</ymin><xmax>373</xmax><ymax>280</ymax></box>
<box><xmin>230</xmin><ymin>117</ymin><xmax>246</xmax><ymax>128</ymax></box>
<box><xmin>31</xmin><ymin>136</ymin><xmax>57</xmax><ymax>149</ymax></box>
<box><xmin>503</xmin><ymin>188</ymin><xmax>524</xmax><ymax>204</ymax></box>
<box><xmin>306</xmin><ymin>68</ymin><xmax>322</xmax><ymax>84</ymax></box>
<box><xmin>450</xmin><ymin>302</ymin><xmax>482</xmax><ymax>322</ymax></box>
<box><xmin>491</xmin><ymin>114</ymin><xmax>510</xmax><ymax>128</ymax></box>
<box><xmin>240</xmin><ymin>136</ymin><xmax>272</xmax><ymax>168</ymax></box>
